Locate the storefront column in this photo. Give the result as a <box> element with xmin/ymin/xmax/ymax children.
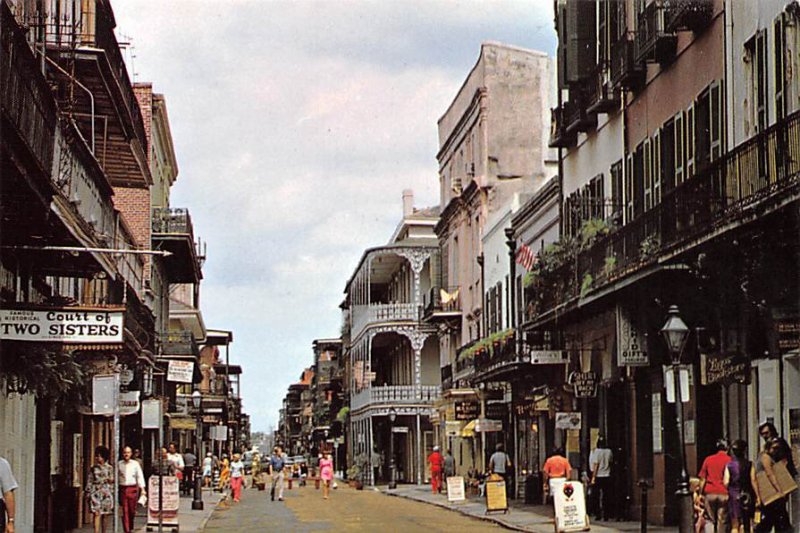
<box><xmin>416</xmin><ymin>413</ymin><xmax>422</xmax><ymax>484</ymax></box>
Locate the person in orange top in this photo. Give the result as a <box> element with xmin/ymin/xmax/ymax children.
<box><xmin>543</xmin><ymin>447</ymin><xmax>572</xmax><ymax>500</ymax></box>
<box><xmin>427</xmin><ymin>446</ymin><xmax>444</xmax><ymax>494</ymax></box>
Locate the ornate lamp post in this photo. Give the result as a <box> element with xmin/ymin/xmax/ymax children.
<box><xmin>660</xmin><ymin>305</ymin><xmax>691</xmax><ymax>533</ymax></box>
<box><xmin>191</xmin><ymin>389</ymin><xmax>204</xmax><ymax>510</ymax></box>
<box><xmin>388</xmin><ymin>407</ymin><xmax>397</xmax><ymax>489</ymax></box>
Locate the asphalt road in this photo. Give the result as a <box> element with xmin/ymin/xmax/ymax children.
<box><xmin>203</xmin><ymin>481</ymin><xmax>502</xmax><ymax>532</ymax></box>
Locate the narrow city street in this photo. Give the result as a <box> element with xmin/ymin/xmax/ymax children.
<box><xmin>203</xmin><ymin>483</ymin><xmax>501</xmax><ymax>532</ymax></box>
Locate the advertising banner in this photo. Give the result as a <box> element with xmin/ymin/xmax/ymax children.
<box><xmin>118</xmin><ymin>391</ymin><xmax>140</xmax><ymax>416</ymax></box>
<box><xmin>446</xmin><ymin>476</ymin><xmax>466</xmax><ymax>502</ymax></box>
<box><xmin>147</xmin><ymin>475</ymin><xmax>179</xmax><ymax>527</ymax></box>
<box><xmin>553</xmin><ymin>481</ymin><xmax>589</xmax><ymax>532</ymax></box>
<box><xmin>0</xmin><ymin>307</ymin><xmax>124</xmax><ymax>343</ymax></box>
<box><xmin>167</xmin><ymin>360</ymin><xmax>194</xmax><ymax>383</ymax></box>
<box><xmin>555</xmin><ymin>412</ymin><xmax>582</xmax><ymax>430</ymax></box>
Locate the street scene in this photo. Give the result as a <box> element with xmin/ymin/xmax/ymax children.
<box><xmin>2</xmin><ymin>0</ymin><xmax>800</xmax><ymax>532</ymax></box>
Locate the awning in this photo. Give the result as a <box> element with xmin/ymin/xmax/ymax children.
<box><xmin>461</xmin><ymin>419</ymin><xmax>477</xmax><ymax>437</ymax></box>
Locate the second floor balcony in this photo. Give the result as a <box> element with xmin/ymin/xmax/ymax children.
<box><xmin>549</xmin><ymin>103</ymin><xmax>578</xmax><ymax>148</ymax></box>
<box><xmin>422</xmin><ymin>285</ymin><xmax>462</xmax><ymax>323</ymax></box>
<box><xmin>525</xmin><ymin>108</ymin><xmax>800</xmax><ymax>325</ymax></box>
<box><xmin>665</xmin><ymin>0</ymin><xmax>713</xmax><ymax>34</ymax></box>
<box><xmin>351</xmin><ymin>302</ymin><xmax>420</xmax><ymax>338</ymax></box>
<box><xmin>159</xmin><ymin>330</ymin><xmax>199</xmax><ymax>359</ymax></box>
<box><xmin>152</xmin><ymin>208</ymin><xmax>203</xmax><ymax>284</ymax></box>
<box><xmin>635</xmin><ymin>0</ymin><xmax>677</xmax><ymax>64</ymax></box>
<box><xmin>611</xmin><ymin>36</ymin><xmax>645</xmax><ymax>90</ymax></box>
<box><xmin>350</xmin><ymin>384</ymin><xmax>440</xmax><ymax>412</ymax></box>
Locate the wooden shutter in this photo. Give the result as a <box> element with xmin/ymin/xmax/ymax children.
<box><xmin>643</xmin><ymin>138</ymin><xmax>652</xmax><ymax>211</ymax></box>
<box><xmin>674</xmin><ymin>111</ymin><xmax>685</xmax><ymax>185</ymax></box>
<box><xmin>625</xmin><ymin>153</ymin><xmax>634</xmax><ymax>224</ymax></box>
<box><xmin>686</xmin><ymin>103</ymin><xmax>695</xmax><ymax>180</ymax></box>
<box><xmin>653</xmin><ymin>129</ymin><xmax>662</xmax><ymax>205</ymax></box>
<box><xmin>709</xmin><ymin>81</ymin><xmax>723</xmax><ymax>162</ymax></box>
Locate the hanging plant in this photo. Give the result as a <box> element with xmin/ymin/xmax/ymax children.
<box><xmin>0</xmin><ymin>345</ymin><xmax>86</xmax><ymax>401</ymax></box>
<box><xmin>580</xmin><ymin>274</ymin><xmax>594</xmax><ymax>298</ymax></box>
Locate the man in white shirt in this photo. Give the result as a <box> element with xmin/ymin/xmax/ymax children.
<box><xmin>0</xmin><ymin>456</ymin><xmax>18</xmax><ymax>533</ymax></box>
<box><xmin>167</xmin><ymin>442</ymin><xmax>185</xmax><ymax>476</ymax></box>
<box><xmin>589</xmin><ymin>436</ymin><xmax>614</xmax><ymax>521</ymax></box>
<box><xmin>118</xmin><ymin>446</ymin><xmax>145</xmax><ymax>533</ymax></box>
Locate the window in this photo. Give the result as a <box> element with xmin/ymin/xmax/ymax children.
<box><xmin>774</xmin><ymin>15</ymin><xmax>786</xmax><ymax>122</ymax></box>
<box><xmin>686</xmin><ymin>104</ymin><xmax>695</xmax><ymax>180</ymax></box>
<box><xmin>661</xmin><ymin>120</ymin><xmax>675</xmax><ymax>194</ymax></box>
<box><xmin>652</xmin><ymin>130</ymin><xmax>662</xmax><ymax>205</ymax></box>
<box><xmin>755</xmin><ymin>30</ymin><xmax>768</xmax><ymax>133</ymax></box>
<box><xmin>643</xmin><ymin>138</ymin><xmax>652</xmax><ymax>211</ymax></box>
<box><xmin>610</xmin><ymin>159</ymin><xmax>623</xmax><ymax>222</ymax></box>
<box><xmin>674</xmin><ymin>111</ymin><xmax>685</xmax><ymax>185</ymax></box>
<box><xmin>633</xmin><ymin>143</ymin><xmax>645</xmax><ymax>217</ymax></box>
<box><xmin>625</xmin><ymin>153</ymin><xmax>634</xmax><ymax>223</ymax></box>
<box><xmin>709</xmin><ymin>81</ymin><xmax>723</xmax><ymax>162</ymax></box>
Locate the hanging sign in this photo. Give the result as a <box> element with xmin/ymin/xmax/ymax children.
<box><xmin>0</xmin><ymin>308</ymin><xmax>124</xmax><ymax>343</ymax></box>
<box><xmin>141</xmin><ymin>399</ymin><xmax>162</xmax><ymax>430</ymax></box>
<box><xmin>664</xmin><ymin>365</ymin><xmax>692</xmax><ymax>403</ymax></box>
<box><xmin>617</xmin><ymin>306</ymin><xmax>649</xmax><ymax>366</ymax></box>
<box><xmin>529</xmin><ymin>350</ymin><xmax>567</xmax><ymax>364</ymax></box>
<box><xmin>391</xmin><ymin>426</ymin><xmax>409</xmax><ymax>433</ymax></box>
<box><xmin>700</xmin><ymin>352</ymin><xmax>750</xmax><ymax>385</ymax></box>
<box><xmin>445</xmin><ymin>421</ymin><xmax>462</xmax><ymax>437</ymax></box>
<box><xmin>118</xmin><ymin>390</ymin><xmax>140</xmax><ymax>416</ymax></box>
<box><xmin>555</xmin><ymin>412</ymin><xmax>582</xmax><ymax>430</ymax></box>
<box><xmin>570</xmin><ymin>371</ymin><xmax>598</xmax><ymax>399</ymax></box>
<box><xmin>454</xmin><ymin>401</ymin><xmax>479</xmax><ymax>420</ymax></box>
<box><xmin>92</xmin><ymin>374</ymin><xmax>118</xmax><ymax>415</ymax></box>
<box><xmin>475</xmin><ymin>418</ymin><xmax>503</xmax><ymax>432</ymax></box>
<box><xmin>652</xmin><ymin>392</ymin><xmax>663</xmax><ymax>453</ymax></box>
<box><xmin>553</xmin><ymin>481</ymin><xmax>590</xmax><ymax>532</ymax></box>
<box><xmin>167</xmin><ymin>360</ymin><xmax>194</xmax><ymax>383</ymax></box>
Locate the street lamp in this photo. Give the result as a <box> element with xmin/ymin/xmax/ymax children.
<box><xmin>660</xmin><ymin>305</ymin><xmax>691</xmax><ymax>533</ymax></box>
<box><xmin>191</xmin><ymin>389</ymin><xmax>204</xmax><ymax>511</ymax></box>
<box><xmin>388</xmin><ymin>407</ymin><xmax>397</xmax><ymax>490</ymax></box>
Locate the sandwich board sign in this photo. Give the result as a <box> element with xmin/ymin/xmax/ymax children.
<box><xmin>485</xmin><ymin>475</ymin><xmax>508</xmax><ymax>514</ymax></box>
<box><xmin>553</xmin><ymin>480</ymin><xmax>590</xmax><ymax>531</ymax></box>
<box><xmin>446</xmin><ymin>476</ymin><xmax>466</xmax><ymax>503</ymax></box>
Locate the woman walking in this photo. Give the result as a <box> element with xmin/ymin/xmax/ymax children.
<box><xmin>724</xmin><ymin>439</ymin><xmax>753</xmax><ymax>533</ymax></box>
<box><xmin>230</xmin><ymin>453</ymin><xmax>245</xmax><ymax>502</ymax></box>
<box><xmin>86</xmin><ymin>446</ymin><xmax>114</xmax><ymax>533</ymax></box>
<box><xmin>218</xmin><ymin>454</ymin><xmax>230</xmax><ymax>492</ymax></box>
<box><xmin>320</xmin><ymin>452</ymin><xmax>334</xmax><ymax>500</ymax></box>
<box><xmin>202</xmin><ymin>452</ymin><xmax>213</xmax><ymax>487</ymax></box>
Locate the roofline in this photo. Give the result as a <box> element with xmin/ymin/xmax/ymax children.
<box><xmin>343</xmin><ymin>242</ymin><xmax>438</xmax><ymax>294</ymax></box>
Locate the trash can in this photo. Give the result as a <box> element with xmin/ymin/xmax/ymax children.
<box><xmin>525</xmin><ymin>472</ymin><xmax>542</xmax><ymax>504</ymax></box>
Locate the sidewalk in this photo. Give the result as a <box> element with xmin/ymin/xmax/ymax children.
<box><xmin>383</xmin><ymin>485</ymin><xmax>674</xmax><ymax>533</ymax></box>
<box><xmin>71</xmin><ymin>487</ymin><xmax>222</xmax><ymax>533</ymax></box>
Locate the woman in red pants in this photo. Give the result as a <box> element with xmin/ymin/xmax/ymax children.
<box><xmin>428</xmin><ymin>446</ymin><xmax>444</xmax><ymax>494</ymax></box>
<box><xmin>230</xmin><ymin>453</ymin><xmax>245</xmax><ymax>502</ymax></box>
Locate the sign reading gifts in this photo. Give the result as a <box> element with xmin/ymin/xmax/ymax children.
<box><xmin>616</xmin><ymin>306</ymin><xmax>648</xmax><ymax>366</ymax></box>
<box><xmin>0</xmin><ymin>307</ymin><xmax>124</xmax><ymax>343</ymax></box>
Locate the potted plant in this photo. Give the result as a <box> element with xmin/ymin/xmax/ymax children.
<box><xmin>346</xmin><ymin>464</ymin><xmax>362</xmax><ymax>488</ymax></box>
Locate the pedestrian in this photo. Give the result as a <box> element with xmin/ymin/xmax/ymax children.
<box><xmin>752</xmin><ymin>438</ymin><xmax>793</xmax><ymax>533</ymax></box>
<box><xmin>691</xmin><ymin>476</ymin><xmax>712</xmax><ymax>533</ymax></box>
<box><xmin>589</xmin><ymin>436</ymin><xmax>613</xmax><ymax>521</ymax></box>
<box><xmin>229</xmin><ymin>453</ymin><xmax>245</xmax><ymax>503</ymax></box>
<box><xmin>269</xmin><ymin>447</ymin><xmax>286</xmax><ymax>501</ymax></box>
<box><xmin>724</xmin><ymin>439</ymin><xmax>754</xmax><ymax>533</ymax></box>
<box><xmin>202</xmin><ymin>452</ymin><xmax>213</xmax><ymax>487</ymax></box>
<box><xmin>167</xmin><ymin>442</ymin><xmax>185</xmax><ymax>484</ymax></box>
<box><xmin>427</xmin><ymin>446</ymin><xmax>444</xmax><ymax>494</ymax></box>
<box><xmin>542</xmin><ymin>447</ymin><xmax>571</xmax><ymax>501</ymax></box>
<box><xmin>444</xmin><ymin>449</ymin><xmax>456</xmax><ymax>480</ymax></box>
<box><xmin>132</xmin><ymin>448</ymin><xmax>144</xmax><ymax>471</ymax></box>
<box><xmin>86</xmin><ymin>446</ymin><xmax>114</xmax><ymax>533</ymax></box>
<box><xmin>488</xmin><ymin>443</ymin><xmax>512</xmax><ymax>490</ymax></box>
<box><xmin>0</xmin><ymin>455</ymin><xmax>18</xmax><ymax>533</ymax></box>
<box><xmin>757</xmin><ymin>423</ymin><xmax>797</xmax><ymax>478</ymax></box>
<box><xmin>182</xmin><ymin>448</ymin><xmax>197</xmax><ymax>495</ymax></box>
<box><xmin>699</xmin><ymin>438</ymin><xmax>732</xmax><ymax>533</ymax></box>
<box><xmin>218</xmin><ymin>454</ymin><xmax>230</xmax><ymax>492</ymax></box>
<box><xmin>320</xmin><ymin>452</ymin><xmax>334</xmax><ymax>500</ymax></box>
<box><xmin>117</xmin><ymin>446</ymin><xmax>145</xmax><ymax>533</ymax></box>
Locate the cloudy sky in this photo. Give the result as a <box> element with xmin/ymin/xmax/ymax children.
<box><xmin>113</xmin><ymin>0</ymin><xmax>556</xmax><ymax>432</ymax></box>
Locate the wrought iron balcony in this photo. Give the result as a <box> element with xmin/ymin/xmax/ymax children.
<box><xmin>159</xmin><ymin>331</ymin><xmax>199</xmax><ymax>358</ymax></box>
<box><xmin>1</xmin><ymin>3</ymin><xmax>57</xmax><ymax>176</ymax></box>
<box><xmin>527</xmin><ymin>109</ymin><xmax>800</xmax><ymax>322</ymax></box>
<box><xmin>350</xmin><ymin>302</ymin><xmax>421</xmax><ymax>338</ymax></box>
<box><xmin>549</xmin><ymin>104</ymin><xmax>578</xmax><ymax>148</ymax></box>
<box><xmin>441</xmin><ymin>364</ymin><xmax>453</xmax><ymax>391</ymax></box>
<box><xmin>665</xmin><ymin>0</ymin><xmax>713</xmax><ymax>33</ymax></box>
<box><xmin>635</xmin><ymin>0</ymin><xmax>677</xmax><ymax>64</ymax></box>
<box><xmin>565</xmin><ymin>91</ymin><xmax>598</xmax><ymax>135</ymax></box>
<box><xmin>587</xmin><ymin>64</ymin><xmax>620</xmax><ymax>114</ymax></box>
<box><xmin>422</xmin><ymin>286</ymin><xmax>462</xmax><ymax>323</ymax></box>
<box><xmin>350</xmin><ymin>385</ymin><xmax>440</xmax><ymax>412</ymax></box>
<box><xmin>611</xmin><ymin>36</ymin><xmax>645</xmax><ymax>90</ymax></box>
<box><xmin>152</xmin><ymin>208</ymin><xmax>203</xmax><ymax>283</ymax></box>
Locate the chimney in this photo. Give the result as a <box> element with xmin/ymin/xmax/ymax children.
<box><xmin>402</xmin><ymin>189</ymin><xmax>414</xmax><ymax>218</ymax></box>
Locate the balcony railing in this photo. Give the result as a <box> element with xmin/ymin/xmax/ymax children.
<box><xmin>611</xmin><ymin>36</ymin><xmax>644</xmax><ymax>90</ymax></box>
<box><xmin>160</xmin><ymin>331</ymin><xmax>199</xmax><ymax>357</ymax></box>
<box><xmin>152</xmin><ymin>208</ymin><xmax>195</xmax><ymax>236</ymax></box>
<box><xmin>423</xmin><ymin>285</ymin><xmax>462</xmax><ymax>320</ymax></box>
<box><xmin>587</xmin><ymin>64</ymin><xmax>619</xmax><ymax>114</ymax></box>
<box><xmin>527</xmin><ymin>109</ymin><xmax>800</xmax><ymax>322</ymax></box>
<box><xmin>635</xmin><ymin>0</ymin><xmax>677</xmax><ymax>64</ymax></box>
<box><xmin>441</xmin><ymin>364</ymin><xmax>453</xmax><ymax>391</ymax></box>
<box><xmin>1</xmin><ymin>3</ymin><xmax>58</xmax><ymax>174</ymax></box>
<box><xmin>351</xmin><ymin>302</ymin><xmax>420</xmax><ymax>338</ymax></box>
<box><xmin>665</xmin><ymin>0</ymin><xmax>713</xmax><ymax>33</ymax></box>
<box><xmin>565</xmin><ymin>92</ymin><xmax>598</xmax><ymax>134</ymax></box>
<box><xmin>350</xmin><ymin>385</ymin><xmax>440</xmax><ymax>412</ymax></box>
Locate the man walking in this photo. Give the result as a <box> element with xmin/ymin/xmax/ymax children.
<box><xmin>0</xmin><ymin>456</ymin><xmax>18</xmax><ymax>533</ymax></box>
<box><xmin>543</xmin><ymin>447</ymin><xmax>571</xmax><ymax>501</ymax></box>
<box><xmin>118</xmin><ymin>446</ymin><xmax>145</xmax><ymax>533</ymax></box>
<box><xmin>427</xmin><ymin>446</ymin><xmax>444</xmax><ymax>494</ymax></box>
<box><xmin>443</xmin><ymin>449</ymin><xmax>456</xmax><ymax>480</ymax></box>
<box><xmin>269</xmin><ymin>447</ymin><xmax>286</xmax><ymax>501</ymax></box>
<box><xmin>182</xmin><ymin>448</ymin><xmax>197</xmax><ymax>495</ymax></box>
<box><xmin>699</xmin><ymin>439</ymin><xmax>731</xmax><ymax>533</ymax></box>
<box><xmin>589</xmin><ymin>436</ymin><xmax>613</xmax><ymax>521</ymax></box>
<box><xmin>489</xmin><ymin>443</ymin><xmax>512</xmax><ymax>489</ymax></box>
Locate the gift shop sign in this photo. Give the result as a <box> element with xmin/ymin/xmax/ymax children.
<box><xmin>0</xmin><ymin>308</ymin><xmax>124</xmax><ymax>343</ymax></box>
<box><xmin>617</xmin><ymin>306</ymin><xmax>648</xmax><ymax>366</ymax></box>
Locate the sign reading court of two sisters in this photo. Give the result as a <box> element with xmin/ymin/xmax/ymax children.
<box><xmin>0</xmin><ymin>307</ymin><xmax>124</xmax><ymax>343</ymax></box>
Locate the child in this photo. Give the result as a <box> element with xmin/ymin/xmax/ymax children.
<box><xmin>690</xmin><ymin>476</ymin><xmax>713</xmax><ymax>533</ymax></box>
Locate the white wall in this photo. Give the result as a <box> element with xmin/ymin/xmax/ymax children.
<box><xmin>0</xmin><ymin>389</ymin><xmax>36</xmax><ymax>533</ymax></box>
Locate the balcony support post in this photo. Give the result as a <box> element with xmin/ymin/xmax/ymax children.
<box><xmin>416</xmin><ymin>413</ymin><xmax>422</xmax><ymax>485</ymax></box>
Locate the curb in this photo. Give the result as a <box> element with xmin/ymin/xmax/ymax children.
<box><xmin>383</xmin><ymin>490</ymin><xmax>538</xmax><ymax>532</ymax></box>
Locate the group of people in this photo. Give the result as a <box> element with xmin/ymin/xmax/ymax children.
<box><xmin>426</xmin><ymin>446</ymin><xmax>456</xmax><ymax>494</ymax></box>
<box><xmin>255</xmin><ymin>446</ymin><xmax>335</xmax><ymax>502</ymax></box>
<box><xmin>694</xmin><ymin>422</ymin><xmax>797</xmax><ymax>533</ymax></box>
